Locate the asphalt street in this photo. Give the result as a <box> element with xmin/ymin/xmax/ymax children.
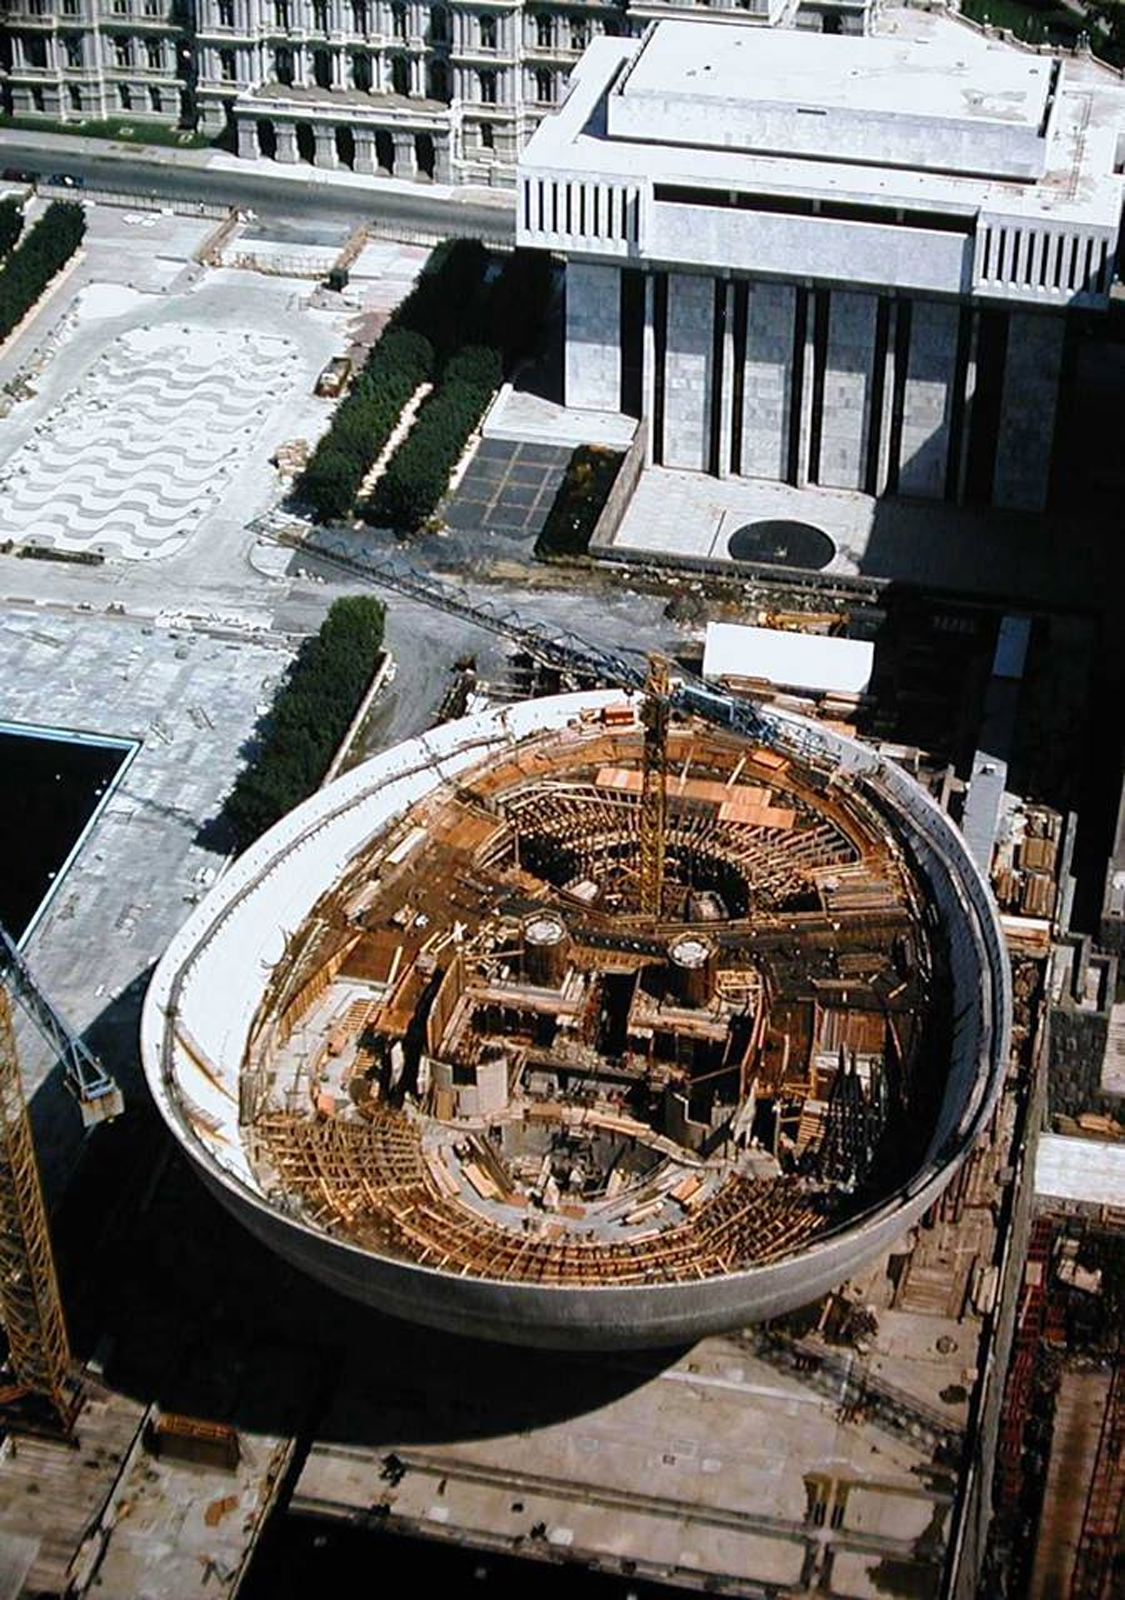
<box><xmin>0</xmin><ymin>133</ymin><xmax>516</xmax><ymax>243</ymax></box>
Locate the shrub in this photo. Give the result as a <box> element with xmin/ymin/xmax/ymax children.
<box><xmin>444</xmin><ymin>344</ymin><xmax>502</xmax><ymax>390</ymax></box>
<box><xmin>0</xmin><ymin>201</ymin><xmax>84</xmax><ymax>342</ymax></box>
<box><xmin>535</xmin><ymin>445</ymin><xmax>624</xmax><ymax>558</ymax></box>
<box><xmin>484</xmin><ymin>249</ymin><xmax>554</xmax><ymax>372</ymax></box>
<box><xmin>224</xmin><ymin>596</ymin><xmax>386</xmax><ymax>847</ymax></box>
<box><xmin>294</xmin><ymin>239</ymin><xmax>513</xmax><ymax>523</ymax></box>
<box><xmin>0</xmin><ymin>198</ymin><xmax>24</xmax><ymax>260</ymax></box>
<box><xmin>298</xmin><ymin>326</ymin><xmax>433</xmax><ymax>522</ymax></box>
<box><xmin>363</xmin><ymin>344</ymin><xmax>500</xmax><ymax>532</ymax></box>
<box><xmin>390</xmin><ymin>237</ymin><xmax>492</xmax><ymax>362</ymax></box>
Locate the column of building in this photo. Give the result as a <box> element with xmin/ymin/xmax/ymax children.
<box><xmin>564</xmin><ymin>261</ymin><xmax>1066</xmax><ymax>514</ymax></box>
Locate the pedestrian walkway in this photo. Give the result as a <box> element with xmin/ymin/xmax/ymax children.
<box><xmin>609</xmin><ymin>466</ymin><xmax>1120</xmax><ymax>612</ymax></box>
<box><xmin>484</xmin><ymin>383</ymin><xmax>636</xmax><ymax>451</ymax></box>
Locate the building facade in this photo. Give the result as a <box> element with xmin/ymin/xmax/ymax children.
<box><xmin>0</xmin><ymin>0</ymin><xmax>864</xmax><ymax>184</ymax></box>
<box><xmin>518</xmin><ymin>22</ymin><xmax>1125</xmax><ymax>512</ymax></box>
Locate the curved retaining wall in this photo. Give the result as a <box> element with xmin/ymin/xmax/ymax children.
<box><xmin>141</xmin><ymin>691</ymin><xmax>1010</xmax><ymax>1350</ymax></box>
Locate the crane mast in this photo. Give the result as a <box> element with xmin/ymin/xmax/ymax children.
<box><xmin>639</xmin><ymin>655</ymin><xmax>670</xmax><ymax>919</ymax></box>
<box><xmin>0</xmin><ymin>986</ymin><xmax>78</xmax><ymax>1430</ymax></box>
<box><xmin>0</xmin><ymin>924</ymin><xmax>122</xmax><ymax>1430</ymax></box>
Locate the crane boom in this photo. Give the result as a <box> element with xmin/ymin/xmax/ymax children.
<box><xmin>292</xmin><ymin>539</ymin><xmax>794</xmax><ymax>749</ymax></box>
<box><xmin>0</xmin><ymin>925</ymin><xmax>123</xmax><ymax>1127</ymax></box>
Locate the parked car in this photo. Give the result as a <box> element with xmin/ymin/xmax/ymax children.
<box><xmin>315</xmin><ymin>356</ymin><xmax>353</xmax><ymax>399</ymax></box>
<box><xmin>45</xmin><ymin>172</ymin><xmax>84</xmax><ymax>188</ymax></box>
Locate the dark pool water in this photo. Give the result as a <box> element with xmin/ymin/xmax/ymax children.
<box><xmin>727</xmin><ymin>520</ymin><xmax>836</xmax><ymax>571</ymax></box>
<box><xmin>0</xmin><ymin>727</ymin><xmax>131</xmax><ymax>940</ymax></box>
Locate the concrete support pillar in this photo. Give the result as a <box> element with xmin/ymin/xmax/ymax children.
<box><xmin>662</xmin><ymin>271</ymin><xmax>714</xmax><ymax>473</ymax></box>
<box><xmin>331</xmin><ymin>49</ymin><xmax>346</xmax><ymax>87</ymax></box>
<box><xmin>353</xmin><ymin>126</ymin><xmax>376</xmax><ymax>173</ymax></box>
<box><xmin>237</xmin><ymin>117</ymin><xmax>259</xmax><ymax>159</ymax></box>
<box><xmin>274</xmin><ymin>120</ymin><xmax>298</xmax><ymax>163</ymax></box>
<box><xmin>434</xmin><ymin>133</ymin><xmax>452</xmax><ymax>183</ymax></box>
<box><xmin>874</xmin><ymin>301</ymin><xmax>898</xmax><ymax>497</ymax></box>
<box><xmin>409</xmin><ymin>53</ymin><xmax>424</xmax><ymax>95</ymax></box>
<box><xmin>393</xmin><ymin>129</ymin><xmax>416</xmax><ymax>177</ymax></box>
<box><xmin>795</xmin><ymin>292</ymin><xmax>817</xmax><ymax>488</ymax></box>
<box><xmin>564</xmin><ymin>261</ymin><xmax>621</xmax><ymax>411</ymax></box>
<box><xmin>818</xmin><ymin>289</ymin><xmax>878</xmax><ymax>492</ymax></box>
<box><xmin>956</xmin><ymin>312</ymin><xmax>980</xmax><ymax>506</ymax></box>
<box><xmin>897</xmin><ymin>299</ymin><xmax>960</xmax><ymax>501</ymax></box>
<box><xmin>642</xmin><ymin>273</ymin><xmax>656</xmax><ymax>465</ymax></box>
<box><xmin>314</xmin><ymin>125</ymin><xmax>338</xmax><ymax>167</ymax></box>
<box><xmin>992</xmin><ymin>311</ymin><xmax>1066</xmax><ymax>511</ymax></box>
<box><xmin>717</xmin><ymin>281</ymin><xmax>735</xmax><ymax>480</ymax></box>
<box><xmin>742</xmin><ymin>281</ymin><xmax>795</xmax><ymax>482</ymax></box>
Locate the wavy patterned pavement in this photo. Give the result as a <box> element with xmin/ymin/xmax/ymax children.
<box><xmin>0</xmin><ymin>326</ymin><xmax>300</xmax><ymax>561</ymax></box>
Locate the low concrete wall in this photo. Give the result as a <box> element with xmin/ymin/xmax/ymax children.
<box><xmin>589</xmin><ymin>418</ymin><xmax>648</xmax><ymax>555</ymax></box>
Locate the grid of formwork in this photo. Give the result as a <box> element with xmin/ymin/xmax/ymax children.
<box><xmin>249</xmin><ymin>1106</ymin><xmax>826</xmax><ymax>1285</ymax></box>
<box><xmin>240</xmin><ymin>711</ymin><xmax>932</xmax><ymax>1291</ymax></box>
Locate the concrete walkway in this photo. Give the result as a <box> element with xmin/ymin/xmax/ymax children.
<box><xmin>484</xmin><ymin>383</ymin><xmax>637</xmax><ymax>450</ymax></box>
<box><xmin>609</xmin><ymin>466</ymin><xmax>1120</xmax><ymax>612</ymax></box>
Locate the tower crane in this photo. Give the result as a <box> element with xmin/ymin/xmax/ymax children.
<box><xmin>638</xmin><ymin>654</ymin><xmax>671</xmax><ymax>919</ymax></box>
<box><xmin>287</xmin><ymin>541</ymin><xmax>826</xmax><ymax>923</ymax></box>
<box><xmin>0</xmin><ymin>923</ymin><xmax>123</xmax><ymax>1432</ymax></box>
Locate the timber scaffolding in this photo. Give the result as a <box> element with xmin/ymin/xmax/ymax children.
<box><xmin>237</xmin><ymin>707</ymin><xmax>936</xmax><ymax>1290</ymax></box>
<box><xmin>250</xmin><ymin>1110</ymin><xmax>825</xmax><ymax>1283</ymax></box>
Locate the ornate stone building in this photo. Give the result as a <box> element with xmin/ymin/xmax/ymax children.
<box><xmin>0</xmin><ymin>0</ymin><xmax>867</xmax><ymax>183</ymax></box>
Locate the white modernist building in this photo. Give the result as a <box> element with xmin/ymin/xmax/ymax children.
<box><xmin>518</xmin><ymin>21</ymin><xmax>1125</xmax><ymax>511</ymax></box>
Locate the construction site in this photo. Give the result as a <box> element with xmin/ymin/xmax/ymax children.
<box><xmin>141</xmin><ymin>658</ymin><xmax>1009</xmax><ymax>1349</ymax></box>
<box><xmin>0</xmin><ymin>574</ymin><xmax>1117</xmax><ymax>1597</ymax></box>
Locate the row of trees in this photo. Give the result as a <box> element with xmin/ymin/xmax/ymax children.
<box><xmin>300</xmin><ymin>328</ymin><xmax>433</xmax><ymax>521</ymax></box>
<box><xmin>0</xmin><ymin>201</ymin><xmax>84</xmax><ymax>343</ymax></box>
<box><xmin>224</xmin><ymin>596</ymin><xmax>386</xmax><ymax>847</ymax></box>
<box><xmin>298</xmin><ymin>239</ymin><xmax>553</xmax><ymax>526</ymax></box>
<box><xmin>0</xmin><ymin>198</ymin><xmax>24</xmax><ymax>259</ymax></box>
<box><xmin>364</xmin><ymin>345</ymin><xmax>502</xmax><ymax>531</ymax></box>
<box><xmin>298</xmin><ymin>239</ymin><xmax>492</xmax><ymax>522</ymax></box>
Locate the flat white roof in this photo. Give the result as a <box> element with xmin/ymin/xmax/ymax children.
<box><xmin>610</xmin><ymin>25</ymin><xmax>1052</xmax><ymax>179</ymax></box>
<box><xmin>618</xmin><ymin>23</ymin><xmax>1051</xmax><ymax>130</ymax></box>
<box><xmin>702</xmin><ymin>623</ymin><xmax>874</xmax><ymax>698</ymax></box>
<box><xmin>1036</xmin><ymin>1133</ymin><xmax>1125</xmax><ymax>1209</ymax></box>
<box><xmin>523</xmin><ymin>23</ymin><xmax>1125</xmax><ymax>230</ymax></box>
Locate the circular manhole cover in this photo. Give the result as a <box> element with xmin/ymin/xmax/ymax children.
<box><xmin>727</xmin><ymin>520</ymin><xmax>835</xmax><ymax>571</ymax></box>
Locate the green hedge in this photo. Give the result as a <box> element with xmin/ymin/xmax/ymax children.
<box><xmin>0</xmin><ymin>111</ymin><xmax>208</xmax><ymax>147</ymax></box>
<box><xmin>535</xmin><ymin>445</ymin><xmax>624</xmax><ymax>558</ymax></box>
<box><xmin>0</xmin><ymin>201</ymin><xmax>84</xmax><ymax>342</ymax></box>
<box><xmin>363</xmin><ymin>345</ymin><xmax>502</xmax><ymax>532</ymax></box>
<box><xmin>296</xmin><ymin>240</ymin><xmax>551</xmax><ymax>525</ymax></box>
<box><xmin>224</xmin><ymin>596</ymin><xmax>386</xmax><ymax>848</ymax></box>
<box><xmin>0</xmin><ymin>198</ymin><xmax>24</xmax><ymax>259</ymax></box>
<box><xmin>390</xmin><ymin>237</ymin><xmax>492</xmax><ymax>361</ymax></box>
<box><xmin>299</xmin><ymin>327</ymin><xmax>433</xmax><ymax>521</ymax></box>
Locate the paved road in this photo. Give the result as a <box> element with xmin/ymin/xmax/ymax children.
<box><xmin>0</xmin><ymin>133</ymin><xmax>516</xmax><ymax>242</ymax></box>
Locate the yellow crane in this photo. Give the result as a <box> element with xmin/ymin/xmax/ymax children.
<box><xmin>0</xmin><ymin>987</ymin><xmax>77</xmax><ymax>1431</ymax></box>
<box><xmin>0</xmin><ymin>926</ymin><xmax>122</xmax><ymax>1434</ymax></box>
<box><xmin>638</xmin><ymin>654</ymin><xmax>671</xmax><ymax>920</ymax></box>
